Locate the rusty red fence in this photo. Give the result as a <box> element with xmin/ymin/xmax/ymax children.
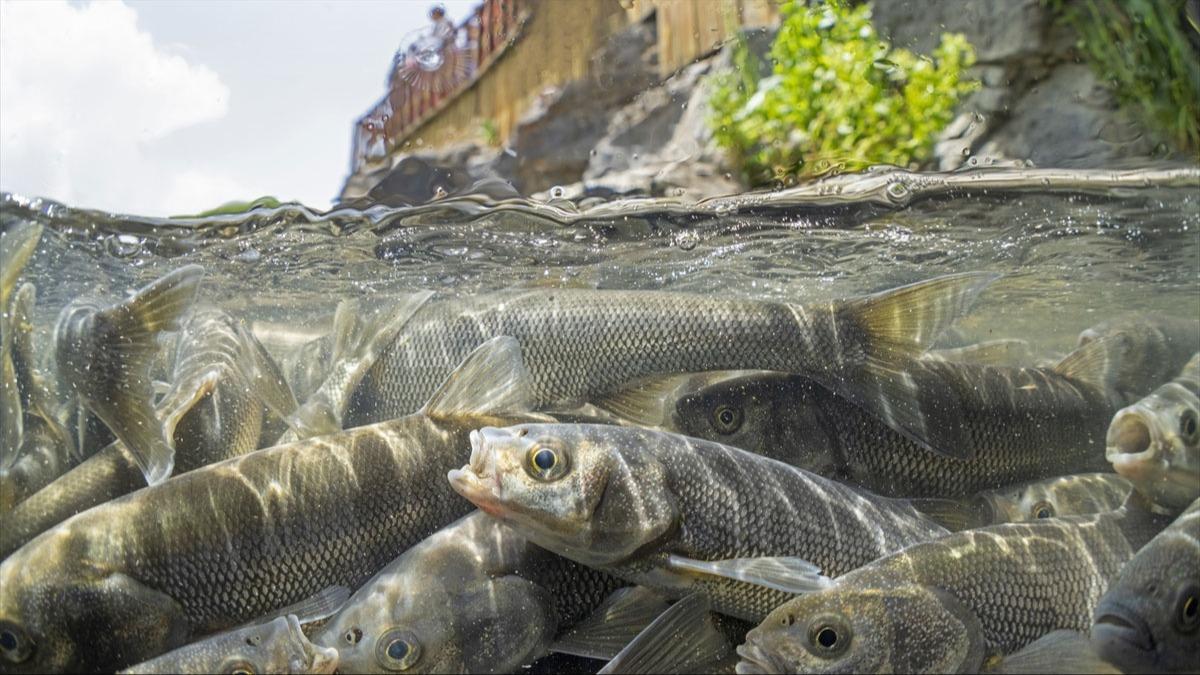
<box><xmin>349</xmin><ymin>0</ymin><xmax>525</xmax><ymax>174</ymax></box>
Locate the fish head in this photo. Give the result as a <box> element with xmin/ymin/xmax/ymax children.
<box><xmin>313</xmin><ymin>524</ymin><xmax>554</xmax><ymax>674</ymax></box>
<box><xmin>0</xmin><ymin>527</ymin><xmax>188</xmax><ymax>673</ymax></box>
<box><xmin>1092</xmin><ymin>524</ymin><xmax>1200</xmax><ymax>674</ymax></box>
<box><xmin>737</xmin><ymin>584</ymin><xmax>986</xmax><ymax>674</ymax></box>
<box><xmin>1107</xmin><ymin>384</ymin><xmax>1200</xmax><ymax>512</ymax></box>
<box><xmin>675</xmin><ymin>375</ymin><xmax>836</xmax><ymax>472</ymax></box>
<box><xmin>449</xmin><ymin>424</ymin><xmax>677</xmax><ymax>567</ymax></box>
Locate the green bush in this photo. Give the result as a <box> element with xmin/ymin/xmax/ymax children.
<box><xmin>709</xmin><ymin>1</ymin><xmax>978</xmax><ymax>185</ymax></box>
<box><xmin>1048</xmin><ymin>0</ymin><xmax>1200</xmax><ymax>154</ymax></box>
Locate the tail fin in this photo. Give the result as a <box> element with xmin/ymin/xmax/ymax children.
<box><xmin>282</xmin><ymin>291</ymin><xmax>432</xmax><ymax>441</ymax></box>
<box><xmin>76</xmin><ymin>266</ymin><xmax>204</xmax><ymax>485</ymax></box>
<box><xmin>832</xmin><ymin>272</ymin><xmax>1000</xmax><ymax>459</ymax></box>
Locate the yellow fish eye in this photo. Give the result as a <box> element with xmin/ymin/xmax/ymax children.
<box><xmin>530</xmin><ymin>446</ymin><xmax>557</xmax><ymax>472</ymax></box>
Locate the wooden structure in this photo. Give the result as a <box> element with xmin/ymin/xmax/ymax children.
<box><xmin>346</xmin><ymin>0</ymin><xmax>778</xmax><ymax>181</ymax></box>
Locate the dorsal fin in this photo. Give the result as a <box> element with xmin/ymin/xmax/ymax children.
<box><xmin>1054</xmin><ymin>335</ymin><xmax>1124</xmax><ymax>402</ymax></box>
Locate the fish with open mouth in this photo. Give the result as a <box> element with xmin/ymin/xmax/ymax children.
<box><xmin>1091</xmin><ymin>498</ymin><xmax>1200</xmax><ymax>675</ymax></box>
<box><xmin>448</xmin><ymin>423</ymin><xmax>949</xmax><ymax>622</ymax></box>
<box><xmin>1107</xmin><ymin>352</ymin><xmax>1200</xmax><ymax>513</ymax></box>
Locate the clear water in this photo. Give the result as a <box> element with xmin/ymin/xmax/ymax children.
<box><xmin>6</xmin><ymin>165</ymin><xmax>1197</xmax><ymax>360</ymax></box>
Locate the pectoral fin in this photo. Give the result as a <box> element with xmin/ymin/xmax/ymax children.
<box><xmin>983</xmin><ymin>630</ymin><xmax>1119</xmax><ymax>674</ymax></box>
<box><xmin>665</xmin><ymin>555</ymin><xmax>832</xmax><ymax>594</ymax></box>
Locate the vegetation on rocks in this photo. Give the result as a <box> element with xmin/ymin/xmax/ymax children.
<box><xmin>709</xmin><ymin>0</ymin><xmax>977</xmax><ymax>185</ymax></box>
<box><xmin>1049</xmin><ymin>0</ymin><xmax>1200</xmax><ymax>154</ymax></box>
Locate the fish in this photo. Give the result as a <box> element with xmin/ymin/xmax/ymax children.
<box><xmin>912</xmin><ymin>473</ymin><xmax>1132</xmax><ymax>531</ymax></box>
<box><xmin>448</xmin><ymin>423</ymin><xmax>950</xmax><ymax>622</ymax></box>
<box><xmin>921</xmin><ymin>338</ymin><xmax>1035</xmax><ymax>368</ymax></box>
<box><xmin>1078</xmin><ymin>313</ymin><xmax>1200</xmax><ymax>405</ymax></box>
<box><xmin>981</xmin><ymin>630</ymin><xmax>1119</xmax><ymax>674</ymax></box>
<box><xmin>1091</xmin><ymin>498</ymin><xmax>1200</xmax><ymax>674</ymax></box>
<box><xmin>664</xmin><ymin>337</ymin><xmax>1120</xmax><ymax>498</ymax></box>
<box><xmin>120</xmin><ymin>615</ymin><xmax>339</xmax><ymax>675</ymax></box>
<box><xmin>0</xmin><ymin>307</ymin><xmax>299</xmax><ymax>558</ymax></box>
<box><xmin>349</xmin><ymin>273</ymin><xmax>1000</xmax><ymax>462</ymax></box>
<box><xmin>53</xmin><ymin>266</ymin><xmax>204</xmax><ymax>485</ymax></box>
<box><xmin>312</xmin><ymin>511</ymin><xmax>653</xmax><ymax>673</ymax></box>
<box><xmin>0</xmin><ymin>284</ymin><xmax>75</xmax><ymax>513</ymax></box>
<box><xmin>1107</xmin><ymin>352</ymin><xmax>1200</xmax><ymax>513</ymax></box>
<box><xmin>0</xmin><ymin>336</ymin><xmax>542</xmax><ymax>673</ymax></box>
<box><xmin>735</xmin><ymin>501</ymin><xmax>1171</xmax><ymax>674</ymax></box>
<box><xmin>0</xmin><ymin>223</ymin><xmax>43</xmax><ymax>464</ymax></box>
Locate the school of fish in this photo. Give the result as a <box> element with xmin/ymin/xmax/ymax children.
<box><xmin>0</xmin><ymin>220</ymin><xmax>1197</xmax><ymax>674</ymax></box>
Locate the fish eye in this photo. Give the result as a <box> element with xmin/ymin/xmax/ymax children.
<box><xmin>220</xmin><ymin>659</ymin><xmax>256</xmax><ymax>675</ymax></box>
<box><xmin>0</xmin><ymin>622</ymin><xmax>33</xmax><ymax>664</ymax></box>
<box><xmin>712</xmin><ymin>404</ymin><xmax>743</xmax><ymax>434</ymax></box>
<box><xmin>344</xmin><ymin>627</ymin><xmax>363</xmax><ymax>645</ymax></box>
<box><xmin>377</xmin><ymin>628</ymin><xmax>421</xmax><ymax>671</ymax></box>
<box><xmin>1180</xmin><ymin>410</ymin><xmax>1198</xmax><ymax>444</ymax></box>
<box><xmin>1176</xmin><ymin>586</ymin><xmax>1199</xmax><ymax>632</ymax></box>
<box><xmin>807</xmin><ymin>615</ymin><xmax>850</xmax><ymax>657</ymax></box>
<box><xmin>525</xmin><ymin>441</ymin><xmax>569</xmax><ymax>481</ymax></box>
<box><xmin>1031</xmin><ymin>500</ymin><xmax>1054</xmax><ymax>520</ymax></box>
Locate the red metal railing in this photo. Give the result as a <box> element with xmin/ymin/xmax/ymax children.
<box><xmin>349</xmin><ymin>0</ymin><xmax>526</xmax><ymax>175</ymax></box>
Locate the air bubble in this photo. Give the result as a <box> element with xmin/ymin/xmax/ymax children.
<box><xmin>105</xmin><ymin>234</ymin><xmax>143</xmax><ymax>258</ymax></box>
<box><xmin>885</xmin><ymin>181</ymin><xmax>911</xmax><ymax>202</ymax></box>
<box><xmin>674</xmin><ymin>230</ymin><xmax>699</xmax><ymax>251</ymax></box>
<box><xmin>549</xmin><ymin>185</ymin><xmax>566</xmax><ymax>199</ymax></box>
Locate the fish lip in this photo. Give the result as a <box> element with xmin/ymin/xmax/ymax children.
<box><xmin>1106</xmin><ymin>407</ymin><xmax>1163</xmax><ymax>470</ymax></box>
<box><xmin>1093</xmin><ymin>602</ymin><xmax>1155</xmax><ymax>654</ymax></box>
<box><xmin>736</xmin><ymin>641</ymin><xmax>787</xmax><ymax>675</ymax></box>
<box><xmin>309</xmin><ymin>645</ymin><xmax>340</xmax><ymax>674</ymax></box>
<box><xmin>448</xmin><ymin>429</ymin><xmax>504</xmax><ymax>515</ymax></box>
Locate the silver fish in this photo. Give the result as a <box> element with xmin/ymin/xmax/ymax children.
<box><xmin>0</xmin><ymin>337</ymin><xmax>540</xmax><ymax>673</ymax></box>
<box><xmin>312</xmin><ymin>511</ymin><xmax>639</xmax><ymax>674</ymax></box>
<box><xmin>54</xmin><ymin>266</ymin><xmax>204</xmax><ymax>485</ymax></box>
<box><xmin>0</xmin><ymin>223</ymin><xmax>43</xmax><ymax>464</ymax></box>
<box><xmin>736</xmin><ymin>503</ymin><xmax>1171</xmax><ymax>674</ymax></box>
<box><xmin>0</xmin><ymin>307</ymin><xmax>299</xmax><ymax>558</ymax></box>
<box><xmin>664</xmin><ymin>337</ymin><xmax>1119</xmax><ymax>498</ymax></box>
<box><xmin>1078</xmin><ymin>314</ymin><xmax>1200</xmax><ymax>405</ymax></box>
<box><xmin>913</xmin><ymin>473</ymin><xmax>1132</xmax><ymax>531</ymax></box>
<box><xmin>1107</xmin><ymin>352</ymin><xmax>1200</xmax><ymax>513</ymax></box>
<box><xmin>1092</xmin><ymin>498</ymin><xmax>1200</xmax><ymax>674</ymax></box>
<box><xmin>449</xmin><ymin>423</ymin><xmax>949</xmax><ymax>622</ymax></box>
<box><xmin>351</xmin><ymin>273</ymin><xmax>1000</xmax><ymax>461</ymax></box>
<box><xmin>120</xmin><ymin>615</ymin><xmax>338</xmax><ymax>675</ymax></box>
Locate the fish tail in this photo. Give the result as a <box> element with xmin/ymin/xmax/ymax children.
<box><xmin>88</xmin><ymin>266</ymin><xmax>205</xmax><ymax>485</ymax></box>
<box><xmin>0</xmin><ymin>222</ymin><xmax>42</xmax><ymax>309</ymax></box>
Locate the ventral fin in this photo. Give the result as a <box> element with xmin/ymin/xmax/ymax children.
<box><xmin>665</xmin><ymin>555</ymin><xmax>832</xmax><ymax>594</ymax></box>
<box><xmin>421</xmin><ymin>336</ymin><xmax>535</xmax><ymax>420</ymax></box>
<box><xmin>551</xmin><ymin>586</ymin><xmax>671</xmax><ymax>660</ymax></box>
<box><xmin>598</xmin><ymin>592</ymin><xmax>730</xmax><ymax>675</ymax></box>
<box><xmin>983</xmin><ymin>630</ymin><xmax>1119</xmax><ymax>674</ymax></box>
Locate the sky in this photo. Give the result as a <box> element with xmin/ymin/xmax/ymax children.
<box><xmin>0</xmin><ymin>0</ymin><xmax>478</xmax><ymax>216</ymax></box>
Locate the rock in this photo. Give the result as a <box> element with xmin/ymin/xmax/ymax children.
<box><xmin>871</xmin><ymin>0</ymin><xmax>1052</xmax><ymax>65</ymax></box>
<box><xmin>506</xmin><ymin>19</ymin><xmax>660</xmax><ymax>194</ymax></box>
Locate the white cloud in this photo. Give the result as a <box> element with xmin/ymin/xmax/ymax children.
<box><xmin>0</xmin><ymin>0</ymin><xmax>234</xmax><ymax>215</ymax></box>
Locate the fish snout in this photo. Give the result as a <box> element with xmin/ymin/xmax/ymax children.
<box><xmin>1092</xmin><ymin>599</ymin><xmax>1154</xmax><ymax>657</ymax></box>
<box><xmin>735</xmin><ymin>639</ymin><xmax>791</xmax><ymax>674</ymax></box>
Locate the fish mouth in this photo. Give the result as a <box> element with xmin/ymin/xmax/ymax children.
<box><xmin>736</xmin><ymin>640</ymin><xmax>789</xmax><ymax>674</ymax></box>
<box><xmin>448</xmin><ymin>429</ymin><xmax>504</xmax><ymax>516</ymax></box>
<box><xmin>308</xmin><ymin>645</ymin><xmax>340</xmax><ymax>674</ymax></box>
<box><xmin>1107</xmin><ymin>408</ymin><xmax>1163</xmax><ymax>478</ymax></box>
<box><xmin>1092</xmin><ymin>601</ymin><xmax>1154</xmax><ymax>655</ymax></box>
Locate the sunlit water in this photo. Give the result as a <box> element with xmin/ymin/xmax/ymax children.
<box><xmin>5</xmin><ymin>165</ymin><xmax>1198</xmax><ymax>365</ymax></box>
